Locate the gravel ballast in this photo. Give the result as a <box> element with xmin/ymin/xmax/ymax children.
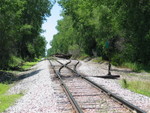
<box><xmin>77</xmin><ymin>60</ymin><xmax>150</xmax><ymax>112</ymax></box>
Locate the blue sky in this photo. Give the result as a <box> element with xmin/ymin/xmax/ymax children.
<box><xmin>41</xmin><ymin>2</ymin><xmax>62</xmax><ymax>50</ymax></box>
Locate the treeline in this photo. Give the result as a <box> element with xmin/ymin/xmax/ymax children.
<box><xmin>0</xmin><ymin>0</ymin><xmax>52</xmax><ymax>69</ymax></box>
<box><xmin>48</xmin><ymin>0</ymin><xmax>150</xmax><ymax>66</ymax></box>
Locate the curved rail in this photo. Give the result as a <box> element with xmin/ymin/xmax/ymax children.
<box><xmin>49</xmin><ymin>60</ymin><xmax>83</xmax><ymax>113</ymax></box>
<box><xmin>55</xmin><ymin>59</ymin><xmax>146</xmax><ymax>113</ymax></box>
<box><xmin>58</xmin><ymin>60</ymin><xmax>71</xmax><ymax>75</ymax></box>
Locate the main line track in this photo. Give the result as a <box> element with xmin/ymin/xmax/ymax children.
<box><xmin>49</xmin><ymin>59</ymin><xmax>146</xmax><ymax>113</ymax></box>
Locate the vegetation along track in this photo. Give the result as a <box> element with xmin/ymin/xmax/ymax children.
<box><xmin>49</xmin><ymin>59</ymin><xmax>146</xmax><ymax>113</ymax></box>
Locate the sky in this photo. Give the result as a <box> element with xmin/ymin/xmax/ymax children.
<box><xmin>41</xmin><ymin>2</ymin><xmax>62</xmax><ymax>50</ymax></box>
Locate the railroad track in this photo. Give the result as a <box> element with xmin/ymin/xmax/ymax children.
<box><xmin>49</xmin><ymin>59</ymin><xmax>146</xmax><ymax>113</ymax></box>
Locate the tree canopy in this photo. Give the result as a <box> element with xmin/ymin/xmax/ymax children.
<box><xmin>0</xmin><ymin>0</ymin><xmax>52</xmax><ymax>69</ymax></box>
<box><xmin>48</xmin><ymin>0</ymin><xmax>150</xmax><ymax>66</ymax></box>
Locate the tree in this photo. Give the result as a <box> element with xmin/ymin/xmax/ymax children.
<box><xmin>0</xmin><ymin>0</ymin><xmax>52</xmax><ymax>69</ymax></box>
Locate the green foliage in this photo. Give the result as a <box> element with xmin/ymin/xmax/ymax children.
<box><xmin>49</xmin><ymin>0</ymin><xmax>150</xmax><ymax>69</ymax></box>
<box><xmin>0</xmin><ymin>0</ymin><xmax>52</xmax><ymax>69</ymax></box>
<box><xmin>27</xmin><ymin>43</ymin><xmax>35</xmax><ymax>56</ymax></box>
<box><xmin>111</xmin><ymin>54</ymin><xmax>124</xmax><ymax>66</ymax></box>
<box><xmin>0</xmin><ymin>83</ymin><xmax>22</xmax><ymax>112</ymax></box>
<box><xmin>20</xmin><ymin>24</ymin><xmax>33</xmax><ymax>35</ymax></box>
<box><xmin>8</xmin><ymin>56</ymin><xmax>23</xmax><ymax>68</ymax></box>
<box><xmin>34</xmin><ymin>58</ymin><xmax>42</xmax><ymax>62</ymax></box>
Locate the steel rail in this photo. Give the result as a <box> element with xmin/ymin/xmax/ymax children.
<box><xmin>48</xmin><ymin>60</ymin><xmax>83</xmax><ymax>113</ymax></box>
<box><xmin>56</xmin><ymin>59</ymin><xmax>146</xmax><ymax>113</ymax></box>
<box><xmin>58</xmin><ymin>60</ymin><xmax>71</xmax><ymax>75</ymax></box>
<box><xmin>57</xmin><ymin>60</ymin><xmax>77</xmax><ymax>74</ymax></box>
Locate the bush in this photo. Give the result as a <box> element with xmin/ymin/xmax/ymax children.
<box><xmin>8</xmin><ymin>56</ymin><xmax>23</xmax><ymax>68</ymax></box>
<box><xmin>111</xmin><ymin>54</ymin><xmax>124</xmax><ymax>66</ymax></box>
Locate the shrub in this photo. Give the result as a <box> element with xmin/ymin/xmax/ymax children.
<box><xmin>8</xmin><ymin>56</ymin><xmax>23</xmax><ymax>68</ymax></box>
<box><xmin>111</xmin><ymin>54</ymin><xmax>124</xmax><ymax>66</ymax></box>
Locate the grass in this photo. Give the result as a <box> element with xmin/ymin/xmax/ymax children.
<box><xmin>122</xmin><ymin>62</ymin><xmax>140</xmax><ymax>72</ymax></box>
<box><xmin>0</xmin><ymin>83</ymin><xmax>22</xmax><ymax>112</ymax></box>
<box><xmin>121</xmin><ymin>62</ymin><xmax>150</xmax><ymax>72</ymax></box>
<box><xmin>121</xmin><ymin>79</ymin><xmax>150</xmax><ymax>97</ymax></box>
<box><xmin>127</xmin><ymin>73</ymin><xmax>137</xmax><ymax>76</ymax></box>
<box><xmin>21</xmin><ymin>62</ymin><xmax>38</xmax><ymax>70</ymax></box>
<box><xmin>92</xmin><ymin>57</ymin><xmax>103</xmax><ymax>63</ymax></box>
<box><xmin>78</xmin><ymin>54</ymin><xmax>89</xmax><ymax>60</ymax></box>
<box><xmin>0</xmin><ymin>84</ymin><xmax>10</xmax><ymax>95</ymax></box>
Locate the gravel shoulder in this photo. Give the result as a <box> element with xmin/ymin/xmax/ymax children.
<box><xmin>4</xmin><ymin>60</ymin><xmax>59</xmax><ymax>113</ymax></box>
<box><xmin>77</xmin><ymin>60</ymin><xmax>150</xmax><ymax>112</ymax></box>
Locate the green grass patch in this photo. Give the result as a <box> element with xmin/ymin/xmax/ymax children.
<box><xmin>127</xmin><ymin>73</ymin><xmax>137</xmax><ymax>76</ymax></box>
<box><xmin>120</xmin><ymin>79</ymin><xmax>150</xmax><ymax>97</ymax></box>
<box><xmin>0</xmin><ymin>84</ymin><xmax>10</xmax><ymax>95</ymax></box>
<box><xmin>0</xmin><ymin>83</ymin><xmax>22</xmax><ymax>112</ymax></box>
<box><xmin>78</xmin><ymin>54</ymin><xmax>89</xmax><ymax>60</ymax></box>
<box><xmin>92</xmin><ymin>57</ymin><xmax>103</xmax><ymax>63</ymax></box>
<box><xmin>21</xmin><ymin>62</ymin><xmax>38</xmax><ymax>70</ymax></box>
<box><xmin>33</xmin><ymin>58</ymin><xmax>42</xmax><ymax>62</ymax></box>
<box><xmin>0</xmin><ymin>95</ymin><xmax>21</xmax><ymax>112</ymax></box>
<box><xmin>122</xmin><ymin>62</ymin><xmax>140</xmax><ymax>72</ymax></box>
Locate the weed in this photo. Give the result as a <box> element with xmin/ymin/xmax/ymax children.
<box><xmin>121</xmin><ymin>79</ymin><xmax>129</xmax><ymax>88</ymax></box>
